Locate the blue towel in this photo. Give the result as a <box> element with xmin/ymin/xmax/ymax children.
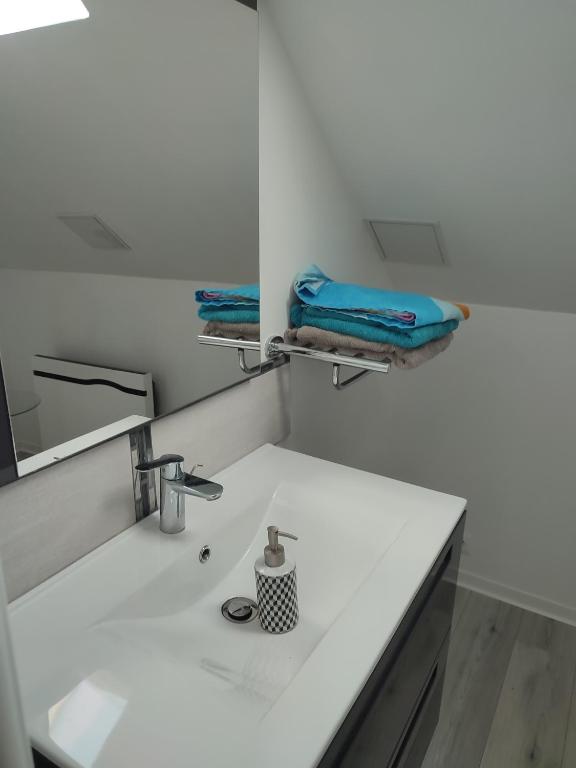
<box><xmin>195</xmin><ymin>284</ymin><xmax>259</xmax><ymax>308</ymax></box>
<box><xmin>199</xmin><ymin>306</ymin><xmax>260</xmax><ymax>324</ymax></box>
<box><xmin>290</xmin><ymin>305</ymin><xmax>457</xmax><ymax>349</ymax></box>
<box><xmin>294</xmin><ymin>265</ymin><xmax>465</xmax><ymax>328</ymax></box>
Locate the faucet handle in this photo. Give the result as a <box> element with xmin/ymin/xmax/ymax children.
<box><xmin>136</xmin><ymin>454</ymin><xmax>185</xmax><ymax>483</ymax></box>
<box><xmin>135</xmin><ymin>454</ymin><xmax>184</xmax><ymax>472</ymax></box>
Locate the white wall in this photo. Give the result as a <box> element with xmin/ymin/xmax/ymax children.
<box><xmin>258</xmin><ymin>1</ymin><xmax>389</xmax><ymax>349</ymax></box>
<box><xmin>286</xmin><ymin>304</ymin><xmax>576</xmax><ymax>625</ymax></box>
<box><xmin>0</xmin><ymin>269</ymin><xmax>245</xmax><ymax>419</ymax></box>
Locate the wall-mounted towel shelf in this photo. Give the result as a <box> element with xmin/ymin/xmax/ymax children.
<box><xmin>197</xmin><ymin>335</ymin><xmax>391</xmax><ymax>390</ymax></box>
<box><xmin>197</xmin><ymin>335</ymin><xmax>284</xmax><ymax>376</ymax></box>
<box><xmin>266</xmin><ymin>337</ymin><xmax>391</xmax><ymax>390</ymax></box>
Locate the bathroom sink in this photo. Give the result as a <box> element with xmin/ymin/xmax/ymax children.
<box><xmin>9</xmin><ymin>444</ymin><xmax>466</xmax><ymax>768</ymax></box>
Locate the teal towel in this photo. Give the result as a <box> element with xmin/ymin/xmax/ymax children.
<box><xmin>199</xmin><ymin>306</ymin><xmax>260</xmax><ymax>324</ymax></box>
<box><xmin>195</xmin><ymin>284</ymin><xmax>259</xmax><ymax>307</ymax></box>
<box><xmin>294</xmin><ymin>265</ymin><xmax>465</xmax><ymax>328</ymax></box>
<box><xmin>290</xmin><ymin>305</ymin><xmax>457</xmax><ymax>349</ymax></box>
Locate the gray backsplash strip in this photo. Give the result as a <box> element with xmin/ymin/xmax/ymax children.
<box><xmin>0</xmin><ymin>437</ymin><xmax>134</xmax><ymax>602</ymax></box>
<box><xmin>0</xmin><ymin>367</ymin><xmax>290</xmax><ymax>602</ymax></box>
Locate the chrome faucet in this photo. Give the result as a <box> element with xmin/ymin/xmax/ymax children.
<box><xmin>135</xmin><ymin>454</ymin><xmax>223</xmax><ymax>534</ymax></box>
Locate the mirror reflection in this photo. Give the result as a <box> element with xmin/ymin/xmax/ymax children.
<box><xmin>0</xmin><ymin>0</ymin><xmax>258</xmax><ymax>476</ymax></box>
<box><xmin>264</xmin><ymin>0</ymin><xmax>576</xmax><ymax>313</ymax></box>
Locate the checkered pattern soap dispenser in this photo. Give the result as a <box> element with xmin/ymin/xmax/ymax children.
<box><xmin>255</xmin><ymin>525</ymin><xmax>299</xmax><ymax>633</ymax></box>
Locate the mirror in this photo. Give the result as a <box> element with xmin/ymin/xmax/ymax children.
<box><xmin>263</xmin><ymin>1</ymin><xmax>576</xmax><ymax>313</ymax></box>
<box><xmin>0</xmin><ymin>0</ymin><xmax>258</xmax><ymax>482</ymax></box>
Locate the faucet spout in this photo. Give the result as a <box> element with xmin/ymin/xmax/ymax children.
<box><xmin>170</xmin><ymin>474</ymin><xmax>224</xmax><ymax>502</ymax></box>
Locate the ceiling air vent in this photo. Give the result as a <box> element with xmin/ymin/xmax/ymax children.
<box><xmin>369</xmin><ymin>220</ymin><xmax>447</xmax><ymax>266</ymax></box>
<box><xmin>57</xmin><ymin>215</ymin><xmax>131</xmax><ymax>251</ymax></box>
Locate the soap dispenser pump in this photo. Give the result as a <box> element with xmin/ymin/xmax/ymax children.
<box><xmin>255</xmin><ymin>525</ymin><xmax>299</xmax><ymax>633</ymax></box>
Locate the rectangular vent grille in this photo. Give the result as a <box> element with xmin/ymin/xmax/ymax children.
<box><xmin>58</xmin><ymin>215</ymin><xmax>131</xmax><ymax>251</ymax></box>
<box><xmin>369</xmin><ymin>220</ymin><xmax>447</xmax><ymax>266</ymax></box>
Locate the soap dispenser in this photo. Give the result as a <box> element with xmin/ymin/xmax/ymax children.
<box><xmin>255</xmin><ymin>525</ymin><xmax>299</xmax><ymax>633</ymax></box>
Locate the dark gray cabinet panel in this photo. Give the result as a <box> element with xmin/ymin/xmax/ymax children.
<box><xmin>33</xmin><ymin>750</ymin><xmax>58</xmax><ymax>768</ymax></box>
<box><xmin>319</xmin><ymin>514</ymin><xmax>465</xmax><ymax>768</ymax></box>
<box><xmin>391</xmin><ymin>640</ymin><xmax>448</xmax><ymax>768</ymax></box>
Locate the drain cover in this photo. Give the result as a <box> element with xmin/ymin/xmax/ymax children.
<box><xmin>221</xmin><ymin>597</ymin><xmax>259</xmax><ymax>623</ymax></box>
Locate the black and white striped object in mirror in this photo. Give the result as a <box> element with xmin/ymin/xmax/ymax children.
<box><xmin>0</xmin><ymin>360</ymin><xmax>17</xmax><ymax>488</ymax></box>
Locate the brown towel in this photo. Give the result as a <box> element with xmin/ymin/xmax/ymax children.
<box><xmin>285</xmin><ymin>327</ymin><xmax>394</xmax><ymax>359</ymax></box>
<box><xmin>393</xmin><ymin>333</ymin><xmax>452</xmax><ymax>369</ymax></box>
<box><xmin>203</xmin><ymin>321</ymin><xmax>260</xmax><ymax>341</ymax></box>
<box><xmin>285</xmin><ymin>326</ymin><xmax>452</xmax><ymax>369</ymax></box>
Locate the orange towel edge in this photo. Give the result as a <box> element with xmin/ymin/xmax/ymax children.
<box><xmin>454</xmin><ymin>303</ymin><xmax>471</xmax><ymax>320</ymax></box>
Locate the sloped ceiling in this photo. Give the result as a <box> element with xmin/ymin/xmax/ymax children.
<box><xmin>0</xmin><ymin>0</ymin><xmax>258</xmax><ymax>283</ymax></box>
<box><xmin>266</xmin><ymin>0</ymin><xmax>576</xmax><ymax>312</ymax></box>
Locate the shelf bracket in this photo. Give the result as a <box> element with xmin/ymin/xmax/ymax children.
<box><xmin>237</xmin><ymin>347</ymin><xmax>282</xmax><ymax>375</ymax></box>
<box><xmin>237</xmin><ymin>347</ymin><xmax>264</xmax><ymax>375</ymax></box>
<box><xmin>332</xmin><ymin>364</ymin><xmax>371</xmax><ymax>390</ymax></box>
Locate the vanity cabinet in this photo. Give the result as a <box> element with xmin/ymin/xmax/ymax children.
<box><xmin>33</xmin><ymin>752</ymin><xmax>55</xmax><ymax>768</ymax></box>
<box><xmin>319</xmin><ymin>514</ymin><xmax>465</xmax><ymax>768</ymax></box>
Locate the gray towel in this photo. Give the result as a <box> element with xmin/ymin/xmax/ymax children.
<box><xmin>203</xmin><ymin>321</ymin><xmax>260</xmax><ymax>341</ymax></box>
<box><xmin>285</xmin><ymin>326</ymin><xmax>452</xmax><ymax>369</ymax></box>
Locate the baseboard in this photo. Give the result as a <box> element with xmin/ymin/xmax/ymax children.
<box><xmin>457</xmin><ymin>568</ymin><xmax>576</xmax><ymax>628</ymax></box>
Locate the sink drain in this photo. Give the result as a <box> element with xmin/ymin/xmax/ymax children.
<box><xmin>198</xmin><ymin>545</ymin><xmax>211</xmax><ymax>563</ymax></box>
<box><xmin>221</xmin><ymin>597</ymin><xmax>259</xmax><ymax>624</ymax></box>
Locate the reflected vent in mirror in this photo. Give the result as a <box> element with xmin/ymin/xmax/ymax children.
<box><xmin>369</xmin><ymin>220</ymin><xmax>447</xmax><ymax>266</ymax></box>
<box><xmin>57</xmin><ymin>215</ymin><xmax>131</xmax><ymax>251</ymax></box>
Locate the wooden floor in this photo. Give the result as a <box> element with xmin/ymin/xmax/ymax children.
<box><xmin>421</xmin><ymin>588</ymin><xmax>576</xmax><ymax>768</ymax></box>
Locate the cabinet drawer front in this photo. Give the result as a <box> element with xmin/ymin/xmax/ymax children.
<box><xmin>337</xmin><ymin>537</ymin><xmax>458</xmax><ymax>768</ymax></box>
<box><xmin>391</xmin><ymin>640</ymin><xmax>448</xmax><ymax>768</ymax></box>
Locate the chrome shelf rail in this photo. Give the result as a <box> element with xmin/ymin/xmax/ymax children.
<box><xmin>197</xmin><ymin>334</ymin><xmax>391</xmax><ymax>389</ymax></box>
<box><xmin>265</xmin><ymin>337</ymin><xmax>391</xmax><ymax>374</ymax></box>
<box><xmin>197</xmin><ymin>335</ymin><xmax>283</xmax><ymax>375</ymax></box>
<box><xmin>197</xmin><ymin>335</ymin><xmax>261</xmax><ymax>351</ymax></box>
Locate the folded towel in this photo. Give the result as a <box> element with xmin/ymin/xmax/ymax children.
<box><xmin>393</xmin><ymin>334</ymin><xmax>452</xmax><ymax>369</ymax></box>
<box><xmin>290</xmin><ymin>305</ymin><xmax>457</xmax><ymax>348</ymax></box>
<box><xmin>195</xmin><ymin>284</ymin><xmax>260</xmax><ymax>307</ymax></box>
<box><xmin>196</xmin><ymin>283</ymin><xmax>260</xmax><ymax>337</ymax></box>
<box><xmin>199</xmin><ymin>306</ymin><xmax>260</xmax><ymax>324</ymax></box>
<box><xmin>285</xmin><ymin>326</ymin><xmax>393</xmax><ymax>359</ymax></box>
<box><xmin>294</xmin><ymin>265</ymin><xmax>469</xmax><ymax>328</ymax></box>
<box><xmin>203</xmin><ymin>321</ymin><xmax>260</xmax><ymax>341</ymax></box>
<box><xmin>285</xmin><ymin>326</ymin><xmax>452</xmax><ymax>369</ymax></box>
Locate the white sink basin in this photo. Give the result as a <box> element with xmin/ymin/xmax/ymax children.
<box><xmin>9</xmin><ymin>444</ymin><xmax>466</xmax><ymax>768</ymax></box>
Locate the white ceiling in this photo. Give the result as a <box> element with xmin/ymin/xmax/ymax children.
<box><xmin>267</xmin><ymin>0</ymin><xmax>576</xmax><ymax>312</ymax></box>
<box><xmin>0</xmin><ymin>0</ymin><xmax>258</xmax><ymax>283</ymax></box>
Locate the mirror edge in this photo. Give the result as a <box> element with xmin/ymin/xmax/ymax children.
<box><xmin>0</xmin><ymin>358</ymin><xmax>287</xmax><ymax>489</ymax></box>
